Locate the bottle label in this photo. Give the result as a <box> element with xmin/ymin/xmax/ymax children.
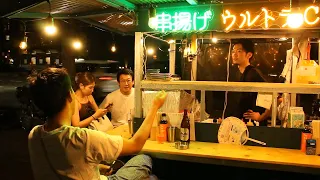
<box><xmin>180</xmin><ymin>128</ymin><xmax>189</xmax><ymax>141</ymax></box>
<box><xmin>159</xmin><ymin>124</ymin><xmax>167</xmax><ymax>138</ymax></box>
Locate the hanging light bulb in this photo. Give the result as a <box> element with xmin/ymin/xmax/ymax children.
<box><xmin>286</xmin><ymin>0</ymin><xmax>303</xmax><ymax>29</ymax></box>
<box><xmin>72</xmin><ymin>41</ymin><xmax>82</xmax><ymax>50</ymax></box>
<box><xmin>212</xmin><ymin>37</ymin><xmax>218</xmax><ymax>43</ymax></box>
<box><xmin>287</xmin><ymin>11</ymin><xmax>304</xmax><ymax>28</ymax></box>
<box><xmin>19</xmin><ymin>41</ymin><xmax>27</xmax><ymax>50</ymax></box>
<box><xmin>148</xmin><ymin>6</ymin><xmax>157</xmax><ymax>29</ymax></box>
<box><xmin>147</xmin><ymin>48</ymin><xmax>154</xmax><ymax>55</ymax></box>
<box><xmin>44</xmin><ymin>14</ymin><xmax>57</xmax><ymax>36</ymax></box>
<box><xmin>19</xmin><ymin>36</ymin><xmax>28</xmax><ymax>50</ymax></box>
<box><xmin>111</xmin><ymin>44</ymin><xmax>116</xmax><ymax>52</ymax></box>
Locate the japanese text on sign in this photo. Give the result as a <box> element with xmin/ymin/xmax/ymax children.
<box><xmin>155</xmin><ymin>10</ymin><xmax>213</xmax><ymax>32</ymax></box>
<box><xmin>222</xmin><ymin>5</ymin><xmax>320</xmax><ymax>31</ymax></box>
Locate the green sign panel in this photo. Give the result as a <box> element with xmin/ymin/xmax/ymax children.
<box><xmin>154</xmin><ymin>10</ymin><xmax>213</xmax><ymax>32</ymax></box>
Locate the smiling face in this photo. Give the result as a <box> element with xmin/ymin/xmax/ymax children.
<box><xmin>232</xmin><ymin>44</ymin><xmax>252</xmax><ymax>66</ymax></box>
<box><xmin>118</xmin><ymin>74</ymin><xmax>134</xmax><ymax>95</ymax></box>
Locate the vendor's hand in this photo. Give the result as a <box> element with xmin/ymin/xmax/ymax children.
<box><xmin>94</xmin><ymin>109</ymin><xmax>108</xmax><ymax>119</ymax></box>
<box><xmin>153</xmin><ymin>90</ymin><xmax>167</xmax><ymax>109</ymax></box>
<box><xmin>243</xmin><ymin>110</ymin><xmax>260</xmax><ymax>121</ymax></box>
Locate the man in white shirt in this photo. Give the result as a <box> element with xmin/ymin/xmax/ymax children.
<box><xmin>100</xmin><ymin>69</ymin><xmax>135</xmax><ymax>127</ymax></box>
<box><xmin>27</xmin><ymin>67</ymin><xmax>167</xmax><ymax>180</ymax></box>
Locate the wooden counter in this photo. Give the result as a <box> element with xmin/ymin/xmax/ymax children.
<box><xmin>142</xmin><ymin>140</ymin><xmax>320</xmax><ymax>174</ymax></box>
<box><xmin>107</xmin><ymin>125</ymin><xmax>320</xmax><ymax>174</ymax></box>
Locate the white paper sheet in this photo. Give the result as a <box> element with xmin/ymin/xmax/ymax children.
<box><xmin>256</xmin><ymin>93</ymin><xmax>273</xmax><ymax>110</ymax></box>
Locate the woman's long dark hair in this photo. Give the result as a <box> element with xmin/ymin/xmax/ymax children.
<box><xmin>74</xmin><ymin>72</ymin><xmax>95</xmax><ymax>90</ymax></box>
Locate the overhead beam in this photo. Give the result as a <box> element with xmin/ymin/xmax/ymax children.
<box><xmin>78</xmin><ymin>18</ymin><xmax>129</xmax><ymax>35</ymax></box>
<box><xmin>2</xmin><ymin>1</ymin><xmax>48</xmax><ymax>18</ymax></box>
<box><xmin>186</xmin><ymin>0</ymin><xmax>198</xmax><ymax>5</ymax></box>
<box><xmin>96</xmin><ymin>0</ymin><xmax>136</xmax><ymax>11</ymax></box>
<box><xmin>6</xmin><ymin>12</ymin><xmax>72</xmax><ymax>19</ymax></box>
<box><xmin>7</xmin><ymin>8</ymin><xmax>123</xmax><ymax>19</ymax></box>
<box><xmin>71</xmin><ymin>9</ymin><xmax>122</xmax><ymax>18</ymax></box>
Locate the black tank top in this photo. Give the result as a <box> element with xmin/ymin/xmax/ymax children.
<box><xmin>78</xmin><ymin>98</ymin><xmax>95</xmax><ymax>121</ymax></box>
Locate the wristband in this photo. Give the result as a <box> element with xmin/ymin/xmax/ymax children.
<box><xmin>91</xmin><ymin>115</ymin><xmax>96</xmax><ymax>120</ymax></box>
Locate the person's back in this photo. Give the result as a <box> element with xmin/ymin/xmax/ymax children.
<box><xmin>27</xmin><ymin>67</ymin><xmax>167</xmax><ymax>180</ymax></box>
<box><xmin>29</xmin><ymin>125</ymin><xmax>122</xmax><ymax>179</ymax></box>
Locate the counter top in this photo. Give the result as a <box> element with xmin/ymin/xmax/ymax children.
<box><xmin>143</xmin><ymin>140</ymin><xmax>319</xmax><ymax>168</ymax></box>
<box><xmin>142</xmin><ymin>140</ymin><xmax>320</xmax><ymax>174</ymax></box>
<box><xmin>106</xmin><ymin>124</ymin><xmax>320</xmax><ymax>174</ymax></box>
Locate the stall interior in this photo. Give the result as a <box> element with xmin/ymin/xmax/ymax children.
<box><xmin>142</xmin><ymin>33</ymin><xmax>320</xmax><ymax>126</ymax></box>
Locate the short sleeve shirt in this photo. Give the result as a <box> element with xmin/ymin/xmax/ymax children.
<box><xmin>28</xmin><ymin>125</ymin><xmax>123</xmax><ymax>180</ymax></box>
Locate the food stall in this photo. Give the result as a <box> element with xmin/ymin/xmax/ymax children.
<box><xmin>131</xmin><ymin>0</ymin><xmax>320</xmax><ymax>176</ymax></box>
<box><xmin>7</xmin><ymin>0</ymin><xmax>320</xmax><ymax>177</ymax></box>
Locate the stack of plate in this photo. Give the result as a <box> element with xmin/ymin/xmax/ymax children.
<box><xmin>146</xmin><ymin>69</ymin><xmax>160</xmax><ymax>74</ymax></box>
<box><xmin>146</xmin><ymin>73</ymin><xmax>172</xmax><ymax>81</ymax></box>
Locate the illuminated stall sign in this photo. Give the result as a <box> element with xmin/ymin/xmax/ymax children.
<box><xmin>143</xmin><ymin>5</ymin><xmax>222</xmax><ymax>32</ymax></box>
<box><xmin>221</xmin><ymin>5</ymin><xmax>320</xmax><ymax>31</ymax></box>
<box><xmin>154</xmin><ymin>10</ymin><xmax>213</xmax><ymax>32</ymax></box>
<box><xmin>140</xmin><ymin>4</ymin><xmax>320</xmax><ymax>32</ymax></box>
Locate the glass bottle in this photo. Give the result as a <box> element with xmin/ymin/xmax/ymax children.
<box><xmin>180</xmin><ymin>109</ymin><xmax>190</xmax><ymax>144</ymax></box>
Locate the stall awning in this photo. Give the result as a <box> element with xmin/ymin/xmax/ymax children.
<box><xmin>3</xmin><ymin>0</ymin><xmax>188</xmax><ymax>35</ymax></box>
<box><xmin>4</xmin><ymin>0</ymin><xmax>320</xmax><ymax>35</ymax></box>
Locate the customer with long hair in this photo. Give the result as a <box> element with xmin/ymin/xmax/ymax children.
<box><xmin>72</xmin><ymin>72</ymin><xmax>107</xmax><ymax>128</ymax></box>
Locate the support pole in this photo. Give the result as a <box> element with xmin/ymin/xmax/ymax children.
<box><xmin>191</xmin><ymin>34</ymin><xmax>197</xmax><ymax>96</ymax></box>
<box><xmin>169</xmin><ymin>41</ymin><xmax>176</xmax><ymax>75</ymax></box>
<box><xmin>201</xmin><ymin>90</ymin><xmax>206</xmax><ymax>121</ymax></box>
<box><xmin>271</xmin><ymin>92</ymin><xmax>277</xmax><ymax>127</ymax></box>
<box><xmin>134</xmin><ymin>32</ymin><xmax>143</xmax><ymax>118</ymax></box>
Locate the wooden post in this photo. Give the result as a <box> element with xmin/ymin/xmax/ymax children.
<box><xmin>169</xmin><ymin>41</ymin><xmax>176</xmax><ymax>75</ymax></box>
<box><xmin>201</xmin><ymin>90</ymin><xmax>206</xmax><ymax>121</ymax></box>
<box><xmin>271</xmin><ymin>92</ymin><xmax>277</xmax><ymax>127</ymax></box>
<box><xmin>134</xmin><ymin>32</ymin><xmax>143</xmax><ymax>118</ymax></box>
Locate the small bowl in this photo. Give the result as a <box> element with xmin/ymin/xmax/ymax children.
<box><xmin>175</xmin><ymin>141</ymin><xmax>189</xmax><ymax>150</ymax></box>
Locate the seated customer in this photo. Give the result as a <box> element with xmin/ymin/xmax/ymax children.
<box><xmin>28</xmin><ymin>67</ymin><xmax>167</xmax><ymax>180</ymax></box>
<box><xmin>72</xmin><ymin>72</ymin><xmax>108</xmax><ymax>128</ymax></box>
<box><xmin>100</xmin><ymin>68</ymin><xmax>135</xmax><ymax>127</ymax></box>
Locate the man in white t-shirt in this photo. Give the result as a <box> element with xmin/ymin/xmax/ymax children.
<box><xmin>100</xmin><ymin>69</ymin><xmax>135</xmax><ymax>127</ymax></box>
<box><xmin>27</xmin><ymin>67</ymin><xmax>167</xmax><ymax>180</ymax></box>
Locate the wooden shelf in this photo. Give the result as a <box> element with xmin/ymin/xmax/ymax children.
<box><xmin>141</xmin><ymin>80</ymin><xmax>320</xmax><ymax>94</ymax></box>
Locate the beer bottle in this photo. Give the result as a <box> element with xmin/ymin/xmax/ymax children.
<box><xmin>180</xmin><ymin>109</ymin><xmax>190</xmax><ymax>143</ymax></box>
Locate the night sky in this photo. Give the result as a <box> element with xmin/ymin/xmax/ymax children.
<box><xmin>0</xmin><ymin>0</ymin><xmax>43</xmax><ymax>17</ymax></box>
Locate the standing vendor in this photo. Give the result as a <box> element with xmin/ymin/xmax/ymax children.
<box><xmin>231</xmin><ymin>39</ymin><xmax>270</xmax><ymax>126</ymax></box>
